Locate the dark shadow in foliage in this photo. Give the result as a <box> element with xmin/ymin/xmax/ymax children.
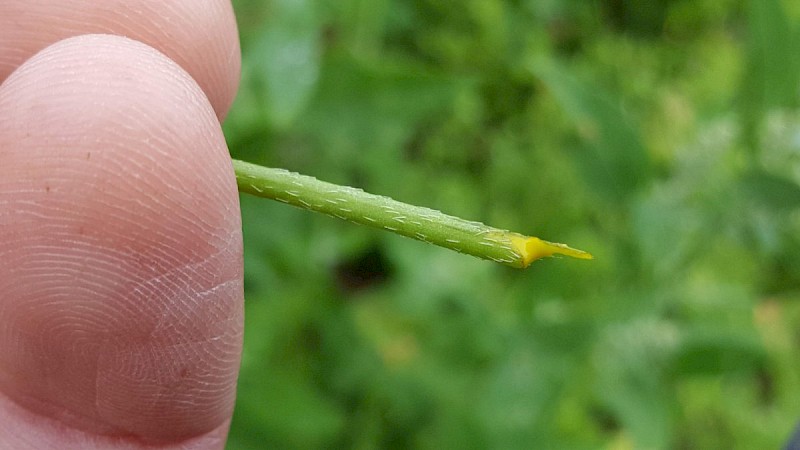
<box><xmin>602</xmin><ymin>0</ymin><xmax>673</xmax><ymax>37</ymax></box>
<box><xmin>334</xmin><ymin>244</ymin><xmax>394</xmax><ymax>293</ymax></box>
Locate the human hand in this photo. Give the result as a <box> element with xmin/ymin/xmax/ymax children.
<box><xmin>0</xmin><ymin>1</ymin><xmax>244</xmax><ymax>449</ymax></box>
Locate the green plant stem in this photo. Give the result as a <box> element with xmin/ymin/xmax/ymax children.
<box><xmin>233</xmin><ymin>159</ymin><xmax>591</xmax><ymax>268</ymax></box>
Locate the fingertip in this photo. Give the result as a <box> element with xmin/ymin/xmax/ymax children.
<box><xmin>0</xmin><ymin>34</ymin><xmax>243</xmax><ymax>443</ymax></box>
<box><xmin>0</xmin><ymin>0</ymin><xmax>241</xmax><ymax>119</ymax></box>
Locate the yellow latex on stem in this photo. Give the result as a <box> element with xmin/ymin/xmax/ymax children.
<box><xmin>509</xmin><ymin>235</ymin><xmax>593</xmax><ymax>268</ymax></box>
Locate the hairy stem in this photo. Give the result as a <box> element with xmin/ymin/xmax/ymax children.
<box><xmin>233</xmin><ymin>159</ymin><xmax>591</xmax><ymax>268</ymax></box>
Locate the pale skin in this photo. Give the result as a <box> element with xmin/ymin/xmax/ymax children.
<box><xmin>0</xmin><ymin>1</ymin><xmax>244</xmax><ymax>449</ymax></box>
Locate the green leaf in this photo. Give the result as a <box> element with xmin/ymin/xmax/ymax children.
<box><xmin>229</xmin><ymin>368</ymin><xmax>345</xmax><ymax>449</ymax></box>
<box><xmin>593</xmin><ymin>319</ymin><xmax>677</xmax><ymax>449</ymax></box>
<box><xmin>739</xmin><ymin>169</ymin><xmax>800</xmax><ymax>212</ymax></box>
<box><xmin>249</xmin><ymin>0</ymin><xmax>322</xmax><ymax>129</ymax></box>
<box><xmin>672</xmin><ymin>331</ymin><xmax>766</xmax><ymax>376</ymax></box>
<box><xmin>532</xmin><ymin>60</ymin><xmax>653</xmax><ymax>201</ymax></box>
<box><xmin>300</xmin><ymin>53</ymin><xmax>460</xmax><ymax>149</ymax></box>
<box><xmin>743</xmin><ymin>0</ymin><xmax>800</xmax><ymax>110</ymax></box>
<box><xmin>740</xmin><ymin>0</ymin><xmax>800</xmax><ymax>150</ymax></box>
<box><xmin>479</xmin><ymin>343</ymin><xmax>574</xmax><ymax>449</ymax></box>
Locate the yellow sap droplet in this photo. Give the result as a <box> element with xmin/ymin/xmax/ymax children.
<box><xmin>509</xmin><ymin>235</ymin><xmax>593</xmax><ymax>268</ymax></box>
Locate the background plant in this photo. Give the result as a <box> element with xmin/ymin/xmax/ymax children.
<box><xmin>225</xmin><ymin>0</ymin><xmax>800</xmax><ymax>448</ymax></box>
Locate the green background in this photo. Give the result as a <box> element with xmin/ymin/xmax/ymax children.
<box><xmin>224</xmin><ymin>0</ymin><xmax>800</xmax><ymax>448</ymax></box>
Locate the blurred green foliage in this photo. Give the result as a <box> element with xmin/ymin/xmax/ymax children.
<box><xmin>223</xmin><ymin>0</ymin><xmax>800</xmax><ymax>448</ymax></box>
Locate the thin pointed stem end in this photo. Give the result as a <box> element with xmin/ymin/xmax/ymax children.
<box><xmin>509</xmin><ymin>235</ymin><xmax>593</xmax><ymax>268</ymax></box>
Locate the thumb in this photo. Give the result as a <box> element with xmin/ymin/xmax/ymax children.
<box><xmin>0</xmin><ymin>34</ymin><xmax>243</xmax><ymax>446</ymax></box>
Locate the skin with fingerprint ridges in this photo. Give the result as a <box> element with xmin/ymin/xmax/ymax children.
<box><xmin>0</xmin><ymin>35</ymin><xmax>243</xmax><ymax>445</ymax></box>
<box><xmin>0</xmin><ymin>0</ymin><xmax>240</xmax><ymax>119</ymax></box>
